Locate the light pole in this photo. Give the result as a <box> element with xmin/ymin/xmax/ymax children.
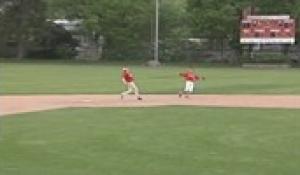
<box><xmin>154</xmin><ymin>0</ymin><xmax>159</xmax><ymax>64</ymax></box>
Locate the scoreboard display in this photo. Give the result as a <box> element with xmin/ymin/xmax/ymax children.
<box><xmin>240</xmin><ymin>15</ymin><xmax>295</xmax><ymax>44</ymax></box>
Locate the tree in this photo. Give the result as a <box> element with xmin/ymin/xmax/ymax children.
<box><xmin>186</xmin><ymin>0</ymin><xmax>300</xmax><ymax>63</ymax></box>
<box><xmin>0</xmin><ymin>0</ymin><xmax>47</xmax><ymax>59</ymax></box>
<box><xmin>46</xmin><ymin>0</ymin><xmax>154</xmax><ymax>60</ymax></box>
<box><xmin>187</xmin><ymin>0</ymin><xmax>240</xmax><ymax>59</ymax></box>
<box><xmin>159</xmin><ymin>0</ymin><xmax>191</xmax><ymax>61</ymax></box>
<box><xmin>28</xmin><ymin>22</ymin><xmax>78</xmax><ymax>59</ymax></box>
<box><xmin>46</xmin><ymin>0</ymin><xmax>192</xmax><ymax>61</ymax></box>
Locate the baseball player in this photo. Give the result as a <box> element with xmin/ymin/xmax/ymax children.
<box><xmin>178</xmin><ymin>69</ymin><xmax>205</xmax><ymax>98</ymax></box>
<box><xmin>121</xmin><ymin>67</ymin><xmax>142</xmax><ymax>100</ymax></box>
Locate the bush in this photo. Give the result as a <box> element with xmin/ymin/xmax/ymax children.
<box><xmin>28</xmin><ymin>22</ymin><xmax>78</xmax><ymax>59</ymax></box>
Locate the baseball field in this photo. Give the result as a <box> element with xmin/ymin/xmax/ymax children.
<box><xmin>1</xmin><ymin>62</ymin><xmax>300</xmax><ymax>175</ymax></box>
<box><xmin>2</xmin><ymin>62</ymin><xmax>300</xmax><ymax>94</ymax></box>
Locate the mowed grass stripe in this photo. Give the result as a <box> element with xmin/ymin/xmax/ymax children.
<box><xmin>0</xmin><ymin>107</ymin><xmax>299</xmax><ymax>175</ymax></box>
<box><xmin>1</xmin><ymin>62</ymin><xmax>300</xmax><ymax>94</ymax></box>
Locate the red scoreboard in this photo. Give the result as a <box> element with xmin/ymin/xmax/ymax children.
<box><xmin>240</xmin><ymin>15</ymin><xmax>295</xmax><ymax>44</ymax></box>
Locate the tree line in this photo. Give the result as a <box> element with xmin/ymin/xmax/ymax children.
<box><xmin>0</xmin><ymin>0</ymin><xmax>299</xmax><ymax>61</ymax></box>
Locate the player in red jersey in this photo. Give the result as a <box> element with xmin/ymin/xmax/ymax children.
<box><xmin>178</xmin><ymin>69</ymin><xmax>205</xmax><ymax>98</ymax></box>
<box><xmin>121</xmin><ymin>67</ymin><xmax>142</xmax><ymax>100</ymax></box>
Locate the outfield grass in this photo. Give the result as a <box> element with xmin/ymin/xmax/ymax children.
<box><xmin>1</xmin><ymin>62</ymin><xmax>300</xmax><ymax>94</ymax></box>
<box><xmin>0</xmin><ymin>107</ymin><xmax>299</xmax><ymax>175</ymax></box>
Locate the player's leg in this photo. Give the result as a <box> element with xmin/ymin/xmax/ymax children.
<box><xmin>180</xmin><ymin>81</ymin><xmax>190</xmax><ymax>98</ymax></box>
<box><xmin>185</xmin><ymin>81</ymin><xmax>194</xmax><ymax>98</ymax></box>
<box><xmin>131</xmin><ymin>82</ymin><xmax>142</xmax><ymax>100</ymax></box>
<box><xmin>121</xmin><ymin>84</ymin><xmax>133</xmax><ymax>99</ymax></box>
<box><xmin>178</xmin><ymin>81</ymin><xmax>188</xmax><ymax>98</ymax></box>
<box><xmin>178</xmin><ymin>90</ymin><xmax>183</xmax><ymax>98</ymax></box>
<box><xmin>178</xmin><ymin>83</ymin><xmax>184</xmax><ymax>98</ymax></box>
<box><xmin>179</xmin><ymin>82</ymin><xmax>186</xmax><ymax>98</ymax></box>
<box><xmin>183</xmin><ymin>81</ymin><xmax>189</xmax><ymax>98</ymax></box>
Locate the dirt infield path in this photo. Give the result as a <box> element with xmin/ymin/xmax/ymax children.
<box><xmin>1</xmin><ymin>94</ymin><xmax>300</xmax><ymax>116</ymax></box>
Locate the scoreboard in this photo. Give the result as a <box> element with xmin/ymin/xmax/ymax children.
<box><xmin>240</xmin><ymin>15</ymin><xmax>295</xmax><ymax>44</ymax></box>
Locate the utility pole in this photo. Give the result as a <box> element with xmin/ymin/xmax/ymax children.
<box><xmin>154</xmin><ymin>0</ymin><xmax>160</xmax><ymax>64</ymax></box>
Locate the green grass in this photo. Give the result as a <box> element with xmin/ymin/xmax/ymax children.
<box><xmin>1</xmin><ymin>62</ymin><xmax>300</xmax><ymax>94</ymax></box>
<box><xmin>0</xmin><ymin>107</ymin><xmax>300</xmax><ymax>175</ymax></box>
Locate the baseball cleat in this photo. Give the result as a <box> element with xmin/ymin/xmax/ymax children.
<box><xmin>137</xmin><ymin>97</ymin><xmax>143</xmax><ymax>100</ymax></box>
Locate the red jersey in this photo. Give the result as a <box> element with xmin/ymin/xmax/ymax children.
<box><xmin>122</xmin><ymin>71</ymin><xmax>134</xmax><ymax>82</ymax></box>
<box><xmin>179</xmin><ymin>72</ymin><xmax>199</xmax><ymax>82</ymax></box>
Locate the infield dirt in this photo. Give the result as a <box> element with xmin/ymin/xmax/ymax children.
<box><xmin>1</xmin><ymin>94</ymin><xmax>300</xmax><ymax>116</ymax></box>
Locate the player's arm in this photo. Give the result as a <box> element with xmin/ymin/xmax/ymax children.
<box><xmin>195</xmin><ymin>74</ymin><xmax>205</xmax><ymax>81</ymax></box>
<box><xmin>179</xmin><ymin>72</ymin><xmax>186</xmax><ymax>77</ymax></box>
<box><xmin>200</xmin><ymin>75</ymin><xmax>206</xmax><ymax>80</ymax></box>
<box><xmin>122</xmin><ymin>78</ymin><xmax>127</xmax><ymax>85</ymax></box>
